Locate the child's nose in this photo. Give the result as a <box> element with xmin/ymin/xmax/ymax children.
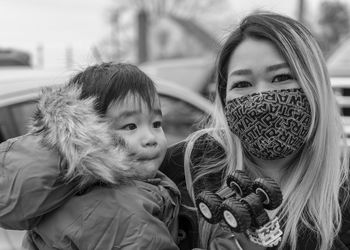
<box><xmin>144</xmin><ymin>140</ymin><xmax>157</xmax><ymax>147</ymax></box>
<box><xmin>142</xmin><ymin>130</ymin><xmax>157</xmax><ymax>147</ymax></box>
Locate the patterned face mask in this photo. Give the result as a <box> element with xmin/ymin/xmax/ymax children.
<box><xmin>224</xmin><ymin>88</ymin><xmax>312</xmax><ymax>160</ymax></box>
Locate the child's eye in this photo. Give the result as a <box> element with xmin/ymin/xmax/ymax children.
<box><xmin>153</xmin><ymin>121</ymin><xmax>162</xmax><ymax>128</ymax></box>
<box><xmin>230</xmin><ymin>81</ymin><xmax>251</xmax><ymax>89</ymax></box>
<box><xmin>272</xmin><ymin>74</ymin><xmax>294</xmax><ymax>83</ymax></box>
<box><xmin>121</xmin><ymin>124</ymin><xmax>137</xmax><ymax>130</ymax></box>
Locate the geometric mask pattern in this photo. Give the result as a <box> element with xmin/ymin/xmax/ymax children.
<box><xmin>225</xmin><ymin>88</ymin><xmax>312</xmax><ymax>160</ymax></box>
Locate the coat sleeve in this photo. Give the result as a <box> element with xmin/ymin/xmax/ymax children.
<box><xmin>337</xmin><ymin>197</ymin><xmax>350</xmax><ymax>249</ymax></box>
<box><xmin>29</xmin><ymin>186</ymin><xmax>180</xmax><ymax>250</ymax></box>
<box><xmin>26</xmin><ymin>213</ymin><xmax>180</xmax><ymax>250</ymax></box>
<box><xmin>0</xmin><ymin>135</ymin><xmax>78</xmax><ymax>230</ymax></box>
<box><xmin>201</xmin><ymin>218</ymin><xmax>270</xmax><ymax>250</ymax></box>
<box><xmin>198</xmin><ymin>219</ymin><xmax>248</xmax><ymax>250</ymax></box>
<box><xmin>160</xmin><ymin>141</ymin><xmax>200</xmax><ymax>249</ymax></box>
<box><xmin>161</xmin><ymin>138</ymin><xmax>258</xmax><ymax>250</ymax></box>
<box><xmin>161</xmin><ymin>139</ymin><xmax>240</xmax><ymax>249</ymax></box>
<box><xmin>106</xmin><ymin>213</ymin><xmax>180</xmax><ymax>250</ymax></box>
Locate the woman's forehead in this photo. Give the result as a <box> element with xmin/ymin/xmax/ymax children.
<box><xmin>228</xmin><ymin>38</ymin><xmax>285</xmax><ymax>73</ymax></box>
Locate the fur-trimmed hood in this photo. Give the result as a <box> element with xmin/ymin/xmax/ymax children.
<box><xmin>29</xmin><ymin>84</ymin><xmax>140</xmax><ymax>189</ymax></box>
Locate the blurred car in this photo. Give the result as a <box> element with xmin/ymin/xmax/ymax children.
<box><xmin>0</xmin><ymin>68</ymin><xmax>214</xmax><ymax>145</ymax></box>
<box><xmin>327</xmin><ymin>37</ymin><xmax>350</xmax><ymax>145</ymax></box>
<box><xmin>140</xmin><ymin>56</ymin><xmax>215</xmax><ymax>94</ymax></box>
<box><xmin>0</xmin><ymin>67</ymin><xmax>214</xmax><ymax>249</ymax></box>
<box><xmin>330</xmin><ymin>77</ymin><xmax>350</xmax><ymax>145</ymax></box>
<box><xmin>0</xmin><ymin>49</ymin><xmax>31</xmax><ymax>67</ymax></box>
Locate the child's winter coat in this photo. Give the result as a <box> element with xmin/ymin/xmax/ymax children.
<box><xmin>0</xmin><ymin>85</ymin><xmax>180</xmax><ymax>249</ymax></box>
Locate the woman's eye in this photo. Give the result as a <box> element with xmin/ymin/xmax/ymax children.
<box><xmin>153</xmin><ymin>121</ymin><xmax>162</xmax><ymax>128</ymax></box>
<box><xmin>121</xmin><ymin>124</ymin><xmax>137</xmax><ymax>130</ymax></box>
<box><xmin>272</xmin><ymin>74</ymin><xmax>294</xmax><ymax>83</ymax></box>
<box><xmin>231</xmin><ymin>81</ymin><xmax>251</xmax><ymax>89</ymax></box>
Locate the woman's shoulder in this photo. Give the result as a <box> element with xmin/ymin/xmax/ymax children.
<box><xmin>160</xmin><ymin>132</ymin><xmax>224</xmax><ymax>178</ymax></box>
<box><xmin>163</xmin><ymin>132</ymin><xmax>224</xmax><ymax>162</ymax></box>
<box><xmin>336</xmin><ymin>184</ymin><xmax>350</xmax><ymax>248</ymax></box>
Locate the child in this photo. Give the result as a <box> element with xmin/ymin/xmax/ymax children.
<box><xmin>0</xmin><ymin>63</ymin><xmax>180</xmax><ymax>249</ymax></box>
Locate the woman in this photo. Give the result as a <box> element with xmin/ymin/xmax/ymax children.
<box><xmin>161</xmin><ymin>12</ymin><xmax>350</xmax><ymax>250</ymax></box>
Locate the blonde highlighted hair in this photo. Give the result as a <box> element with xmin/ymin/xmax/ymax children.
<box><xmin>185</xmin><ymin>12</ymin><xmax>349</xmax><ymax>250</ymax></box>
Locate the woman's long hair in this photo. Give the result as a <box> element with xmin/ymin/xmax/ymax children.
<box><xmin>185</xmin><ymin>12</ymin><xmax>349</xmax><ymax>250</ymax></box>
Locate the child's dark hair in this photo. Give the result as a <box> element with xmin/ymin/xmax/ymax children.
<box><xmin>68</xmin><ymin>62</ymin><xmax>158</xmax><ymax>115</ymax></box>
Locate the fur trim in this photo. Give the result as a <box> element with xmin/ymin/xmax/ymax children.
<box><xmin>29</xmin><ymin>85</ymin><xmax>139</xmax><ymax>189</ymax></box>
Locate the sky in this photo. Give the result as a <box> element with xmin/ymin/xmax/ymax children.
<box><xmin>0</xmin><ymin>0</ymin><xmax>112</xmax><ymax>68</ymax></box>
<box><xmin>0</xmin><ymin>0</ymin><xmax>340</xmax><ymax>69</ymax></box>
<box><xmin>0</xmin><ymin>0</ymin><xmax>111</xmax><ymax>45</ymax></box>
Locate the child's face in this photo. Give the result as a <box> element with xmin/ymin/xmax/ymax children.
<box><xmin>106</xmin><ymin>94</ymin><xmax>167</xmax><ymax>178</ymax></box>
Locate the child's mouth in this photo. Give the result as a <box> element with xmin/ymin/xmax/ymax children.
<box><xmin>137</xmin><ymin>155</ymin><xmax>159</xmax><ymax>161</ymax></box>
<box><xmin>128</xmin><ymin>152</ymin><xmax>159</xmax><ymax>162</ymax></box>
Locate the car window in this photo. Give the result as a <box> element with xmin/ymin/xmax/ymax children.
<box><xmin>0</xmin><ymin>100</ymin><xmax>37</xmax><ymax>142</ymax></box>
<box><xmin>160</xmin><ymin>94</ymin><xmax>207</xmax><ymax>146</ymax></box>
<box><xmin>0</xmin><ymin>130</ymin><xmax>4</xmax><ymax>143</ymax></box>
<box><xmin>0</xmin><ymin>95</ymin><xmax>209</xmax><ymax>145</ymax></box>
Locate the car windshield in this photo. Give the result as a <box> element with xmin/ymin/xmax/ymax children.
<box><xmin>0</xmin><ymin>88</ymin><xmax>211</xmax><ymax>145</ymax></box>
<box><xmin>327</xmin><ymin>39</ymin><xmax>350</xmax><ymax>77</ymax></box>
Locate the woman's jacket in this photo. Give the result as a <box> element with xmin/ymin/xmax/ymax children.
<box><xmin>160</xmin><ymin>135</ymin><xmax>350</xmax><ymax>250</ymax></box>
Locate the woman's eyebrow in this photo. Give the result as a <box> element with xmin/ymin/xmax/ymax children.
<box><xmin>229</xmin><ymin>69</ymin><xmax>253</xmax><ymax>76</ymax></box>
<box><xmin>266</xmin><ymin>62</ymin><xmax>289</xmax><ymax>72</ymax></box>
